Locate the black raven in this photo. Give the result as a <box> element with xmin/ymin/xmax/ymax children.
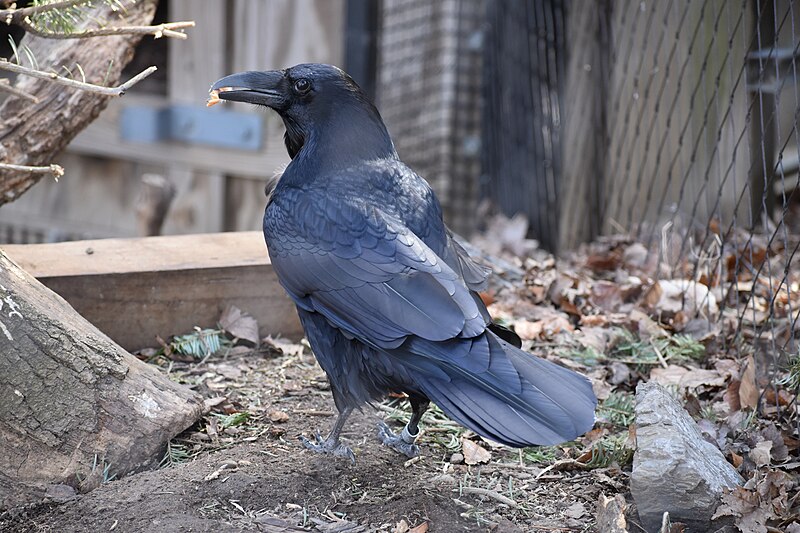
<box><xmin>209</xmin><ymin>64</ymin><xmax>596</xmax><ymax>461</ymax></box>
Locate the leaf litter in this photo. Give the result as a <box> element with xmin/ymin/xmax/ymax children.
<box><xmin>6</xmin><ymin>217</ymin><xmax>800</xmax><ymax>532</ymax></box>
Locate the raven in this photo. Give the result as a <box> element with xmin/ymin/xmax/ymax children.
<box><xmin>209</xmin><ymin>64</ymin><xmax>596</xmax><ymax>461</ymax></box>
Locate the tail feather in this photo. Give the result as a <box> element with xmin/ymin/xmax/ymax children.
<box><xmin>411</xmin><ymin>332</ymin><xmax>597</xmax><ymax>447</ymax></box>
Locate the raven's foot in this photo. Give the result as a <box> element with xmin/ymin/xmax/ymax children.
<box><xmin>299</xmin><ymin>431</ymin><xmax>355</xmax><ymax>464</ymax></box>
<box><xmin>377</xmin><ymin>421</ymin><xmax>420</xmax><ymax>458</ymax></box>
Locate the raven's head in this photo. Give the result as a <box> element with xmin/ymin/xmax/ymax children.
<box><xmin>209</xmin><ymin>64</ymin><xmax>394</xmax><ymax>163</ymax></box>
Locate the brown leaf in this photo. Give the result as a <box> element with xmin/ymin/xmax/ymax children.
<box><xmin>585</xmin><ymin>249</ymin><xmax>622</xmax><ymax>272</ymax></box>
<box><xmin>725</xmin><ymin>380</ymin><xmax>742</xmax><ymax>412</ymax></box>
<box><xmin>392</xmin><ymin>519</ymin><xmax>409</xmax><ymax>533</ymax></box>
<box><xmin>219</xmin><ymin>305</ymin><xmax>260</xmax><ymax>345</ymax></box>
<box><xmin>268</xmin><ymin>410</ymin><xmax>289</xmax><ymax>423</ymax></box>
<box><xmin>730</xmin><ymin>451</ymin><xmax>744</xmax><ymax>468</ymax></box>
<box><xmin>763</xmin><ymin>387</ymin><xmax>793</xmax><ymax>407</ymax></box>
<box><xmin>263</xmin><ymin>336</ymin><xmax>305</xmax><ymax>357</ymax></box>
<box><xmin>739</xmin><ymin>355</ymin><xmax>759</xmax><ymax>410</ymax></box>
<box><xmin>559</xmin><ymin>295</ymin><xmax>582</xmax><ymax>317</ymax></box>
<box><xmin>590</xmin><ymin>281</ymin><xmax>622</xmax><ymax>312</ymax></box>
<box><xmin>461</xmin><ymin>438</ymin><xmax>491</xmax><ymax>465</ymax></box>
<box><xmin>650</xmin><ymin>365</ymin><xmax>725</xmax><ymax>390</ymax></box>
<box><xmin>409</xmin><ymin>522</ymin><xmax>429</xmax><ymax>533</ymax></box>
<box><xmin>644</xmin><ymin>280</ymin><xmax>719</xmax><ymax>317</ymax></box>
<box><xmin>749</xmin><ymin>439</ymin><xmax>772</xmax><ymax>467</ymax></box>
<box><xmin>580</xmin><ymin>314</ymin><xmax>609</xmax><ymax>327</ymax></box>
<box><xmin>760</xmin><ymin>425</ymin><xmax>789</xmax><ymax>462</ymax></box>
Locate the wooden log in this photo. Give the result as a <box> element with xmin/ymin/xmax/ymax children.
<box><xmin>0</xmin><ymin>0</ymin><xmax>158</xmax><ymax>204</ymax></box>
<box><xmin>0</xmin><ymin>251</ymin><xmax>203</xmax><ymax>510</ymax></box>
<box><xmin>2</xmin><ymin>231</ymin><xmax>303</xmax><ymax>350</ymax></box>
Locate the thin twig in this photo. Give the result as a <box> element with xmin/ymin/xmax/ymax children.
<box><xmin>0</xmin><ymin>79</ymin><xmax>39</xmax><ymax>102</ymax></box>
<box><xmin>0</xmin><ymin>0</ymin><xmax>86</xmax><ymax>22</ymax></box>
<box><xmin>0</xmin><ymin>163</ymin><xmax>64</xmax><ymax>178</ymax></box>
<box><xmin>650</xmin><ymin>340</ymin><xmax>670</xmax><ymax>368</ymax></box>
<box><xmin>15</xmin><ymin>19</ymin><xmax>195</xmax><ymax>40</ymax></box>
<box><xmin>0</xmin><ymin>60</ymin><xmax>156</xmax><ymax>96</ymax></box>
<box><xmin>456</xmin><ymin>486</ymin><xmax>519</xmax><ymax>508</ymax></box>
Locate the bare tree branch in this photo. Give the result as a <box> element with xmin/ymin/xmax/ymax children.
<box><xmin>0</xmin><ymin>60</ymin><xmax>156</xmax><ymax>96</ymax></box>
<box><xmin>0</xmin><ymin>0</ymin><xmax>87</xmax><ymax>21</ymax></box>
<box><xmin>0</xmin><ymin>162</ymin><xmax>64</xmax><ymax>178</ymax></box>
<box><xmin>0</xmin><ymin>79</ymin><xmax>39</xmax><ymax>102</ymax></box>
<box><xmin>1</xmin><ymin>1</ymin><xmax>193</xmax><ymax>40</ymax></box>
<box><xmin>15</xmin><ymin>19</ymin><xmax>195</xmax><ymax>40</ymax></box>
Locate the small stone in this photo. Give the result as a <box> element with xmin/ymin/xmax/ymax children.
<box><xmin>564</xmin><ymin>501</ymin><xmax>586</xmax><ymax>519</ymax></box>
<box><xmin>44</xmin><ymin>484</ymin><xmax>76</xmax><ymax>503</ymax></box>
<box><xmin>631</xmin><ymin>382</ymin><xmax>743</xmax><ymax>532</ymax></box>
<box><xmin>449</xmin><ymin>452</ymin><xmax>464</xmax><ymax>464</ymax></box>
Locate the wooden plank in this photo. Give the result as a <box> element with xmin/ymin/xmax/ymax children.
<box><xmin>68</xmin><ymin>95</ymin><xmax>289</xmax><ymax>178</ymax></box>
<box><xmin>168</xmin><ymin>0</ymin><xmax>227</xmax><ymax>233</ymax></box>
<box><xmin>2</xmin><ymin>232</ymin><xmax>303</xmax><ymax>350</ymax></box>
<box><xmin>168</xmin><ymin>0</ymin><xmax>226</xmax><ymax>104</ymax></box>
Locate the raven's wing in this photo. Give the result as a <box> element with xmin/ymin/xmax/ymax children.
<box><xmin>441</xmin><ymin>231</ymin><xmax>490</xmax><ymax>292</ymax></box>
<box><xmin>265</xmin><ymin>187</ymin><xmax>487</xmax><ymax>348</ymax></box>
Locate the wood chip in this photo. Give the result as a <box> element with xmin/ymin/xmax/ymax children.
<box><xmin>596</xmin><ymin>493</ymin><xmax>628</xmax><ymax>533</ymax></box>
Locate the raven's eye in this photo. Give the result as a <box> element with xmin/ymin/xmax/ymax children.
<box><xmin>294</xmin><ymin>78</ymin><xmax>311</xmax><ymax>94</ymax></box>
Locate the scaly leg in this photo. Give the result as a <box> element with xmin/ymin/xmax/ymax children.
<box><xmin>378</xmin><ymin>395</ymin><xmax>429</xmax><ymax>458</ymax></box>
<box><xmin>300</xmin><ymin>406</ymin><xmax>355</xmax><ymax>463</ymax></box>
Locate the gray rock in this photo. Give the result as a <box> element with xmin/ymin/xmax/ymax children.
<box><xmin>43</xmin><ymin>483</ymin><xmax>76</xmax><ymax>503</ymax></box>
<box><xmin>631</xmin><ymin>382</ymin><xmax>743</xmax><ymax>533</ymax></box>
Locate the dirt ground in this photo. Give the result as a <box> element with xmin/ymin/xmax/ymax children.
<box><xmin>1</xmin><ymin>344</ymin><xmax>627</xmax><ymax>533</ymax></box>
<box><xmin>7</xmin><ymin>226</ymin><xmax>796</xmax><ymax>532</ymax></box>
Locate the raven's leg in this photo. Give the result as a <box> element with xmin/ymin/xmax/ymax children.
<box><xmin>377</xmin><ymin>395</ymin><xmax>430</xmax><ymax>458</ymax></box>
<box><xmin>300</xmin><ymin>406</ymin><xmax>355</xmax><ymax>463</ymax></box>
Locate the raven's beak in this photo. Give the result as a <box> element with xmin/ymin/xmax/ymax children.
<box><xmin>208</xmin><ymin>70</ymin><xmax>286</xmax><ymax>109</ymax></box>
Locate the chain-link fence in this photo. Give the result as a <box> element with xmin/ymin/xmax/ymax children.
<box><xmin>378</xmin><ymin>0</ymin><xmax>799</xmax><ymax>419</ymax></box>
<box><xmin>556</xmin><ymin>0</ymin><xmax>799</xmax><ymax>402</ymax></box>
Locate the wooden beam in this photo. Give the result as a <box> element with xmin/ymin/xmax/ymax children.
<box><xmin>2</xmin><ymin>232</ymin><xmax>303</xmax><ymax>350</ymax></box>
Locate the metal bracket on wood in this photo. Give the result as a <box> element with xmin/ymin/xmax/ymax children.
<box><xmin>120</xmin><ymin>105</ymin><xmax>263</xmax><ymax>151</ymax></box>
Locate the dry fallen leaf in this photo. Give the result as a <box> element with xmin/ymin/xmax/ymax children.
<box><xmin>564</xmin><ymin>501</ymin><xmax>586</xmax><ymax>519</ymax></box>
<box><xmin>650</xmin><ymin>365</ymin><xmax>726</xmax><ymax>390</ymax></box>
<box><xmin>268</xmin><ymin>410</ymin><xmax>289</xmax><ymax>423</ymax></box>
<box><xmin>219</xmin><ymin>305</ymin><xmax>260</xmax><ymax>345</ymax></box>
<box><xmin>644</xmin><ymin>279</ymin><xmax>719</xmax><ymax>317</ymax></box>
<box><xmin>749</xmin><ymin>439</ymin><xmax>772</xmax><ymax>467</ymax></box>
<box><xmin>409</xmin><ymin>522</ymin><xmax>429</xmax><ymax>533</ymax></box>
<box><xmin>730</xmin><ymin>451</ymin><xmax>744</xmax><ymax>469</ymax></box>
<box><xmin>263</xmin><ymin>336</ymin><xmax>305</xmax><ymax>357</ymax></box>
<box><xmin>392</xmin><ymin>519</ymin><xmax>409</xmax><ymax>533</ymax></box>
<box><xmin>461</xmin><ymin>438</ymin><xmax>491</xmax><ymax>465</ymax></box>
<box><xmin>739</xmin><ymin>354</ymin><xmax>759</xmax><ymax>410</ymax></box>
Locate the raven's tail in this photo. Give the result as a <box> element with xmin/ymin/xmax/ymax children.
<box><xmin>410</xmin><ymin>332</ymin><xmax>597</xmax><ymax>447</ymax></box>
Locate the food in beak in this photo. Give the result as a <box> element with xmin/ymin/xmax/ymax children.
<box><xmin>206</xmin><ymin>86</ymin><xmax>234</xmax><ymax>108</ymax></box>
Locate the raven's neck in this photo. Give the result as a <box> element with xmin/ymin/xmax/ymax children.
<box><xmin>281</xmin><ymin>102</ymin><xmax>397</xmax><ymax>181</ymax></box>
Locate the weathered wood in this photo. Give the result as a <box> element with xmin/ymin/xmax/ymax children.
<box><xmin>0</xmin><ymin>250</ymin><xmax>203</xmax><ymax>510</ymax></box>
<box><xmin>2</xmin><ymin>232</ymin><xmax>303</xmax><ymax>350</ymax></box>
<box><xmin>167</xmin><ymin>0</ymin><xmax>226</xmax><ymax>233</ymax></box>
<box><xmin>135</xmin><ymin>174</ymin><xmax>176</xmax><ymax>236</ymax></box>
<box><xmin>68</xmin><ymin>94</ymin><xmax>290</xmax><ymax>178</ymax></box>
<box><xmin>596</xmin><ymin>494</ymin><xmax>629</xmax><ymax>533</ymax></box>
<box><xmin>0</xmin><ymin>0</ymin><xmax>158</xmax><ymax>204</ymax></box>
